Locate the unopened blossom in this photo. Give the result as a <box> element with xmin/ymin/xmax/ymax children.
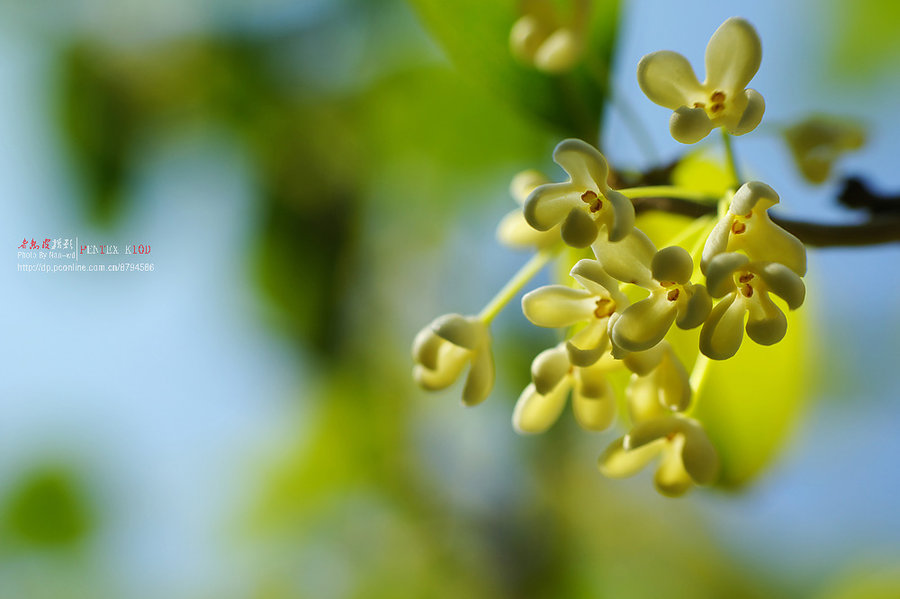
<box><xmin>412</xmin><ymin>314</ymin><xmax>494</xmax><ymax>406</ymax></box>
<box><xmin>522</xmin><ymin>258</ymin><xmax>629</xmax><ymax>367</ymax></box>
<box><xmin>496</xmin><ymin>170</ymin><xmax>560</xmax><ymax>249</ymax></box>
<box><xmin>638</xmin><ymin>17</ymin><xmax>765</xmax><ymax>144</ymax></box>
<box><xmin>701</xmin><ymin>181</ymin><xmax>807</xmax><ymax>276</ymax></box>
<box><xmin>784</xmin><ymin>115</ymin><xmax>865</xmax><ymax>184</ymax></box>
<box><xmin>609</xmin><ymin>246</ymin><xmax>712</xmax><ymax>353</ymax></box>
<box><xmin>524</xmin><ymin>139</ymin><xmax>635</xmax><ymax>248</ymax></box>
<box><xmin>598</xmin><ymin>414</ymin><xmax>719</xmax><ymax>497</ymax></box>
<box><xmin>699</xmin><ymin>252</ymin><xmax>806</xmax><ymax>360</ymax></box>
<box><xmin>513</xmin><ymin>344</ymin><xmax>618</xmax><ymax>434</ymax></box>
<box><xmin>509</xmin><ymin>1</ymin><xmax>581</xmax><ymax>73</ymax></box>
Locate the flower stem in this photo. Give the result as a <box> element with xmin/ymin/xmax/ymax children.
<box><xmin>478</xmin><ymin>247</ymin><xmax>558</xmax><ymax>324</ymax></box>
<box><xmin>620</xmin><ymin>186</ymin><xmax>716</xmax><ymax>202</ymax></box>
<box><xmin>687</xmin><ymin>353</ymin><xmax>712</xmax><ymax>415</ymax></box>
<box><xmin>721</xmin><ymin>130</ymin><xmax>743</xmax><ymax>186</ymax></box>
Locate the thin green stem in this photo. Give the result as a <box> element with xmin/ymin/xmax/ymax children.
<box><xmin>663</xmin><ymin>214</ymin><xmax>715</xmax><ymax>249</ymax></box>
<box><xmin>478</xmin><ymin>247</ymin><xmax>558</xmax><ymax>323</ymax></box>
<box><xmin>686</xmin><ymin>353</ymin><xmax>712</xmax><ymax>415</ymax></box>
<box><xmin>620</xmin><ymin>186</ymin><xmax>717</xmax><ymax>202</ymax></box>
<box><xmin>721</xmin><ymin>130</ymin><xmax>743</xmax><ymax>186</ymax></box>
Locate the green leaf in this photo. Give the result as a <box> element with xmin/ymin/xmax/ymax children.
<box><xmin>407</xmin><ymin>0</ymin><xmax>620</xmax><ymax>141</ymax></box>
<box><xmin>688</xmin><ymin>305</ymin><xmax>814</xmax><ymax>488</ymax></box>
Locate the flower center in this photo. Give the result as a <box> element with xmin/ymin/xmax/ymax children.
<box><xmin>736</xmin><ymin>272</ymin><xmax>754</xmax><ymax>297</ymax></box>
<box><xmin>593</xmin><ymin>297</ymin><xmax>616</xmax><ymax>319</ymax></box>
<box><xmin>581</xmin><ymin>190</ymin><xmax>603</xmax><ymax>213</ymax></box>
<box><xmin>693</xmin><ymin>90</ymin><xmax>727</xmax><ymax>117</ymax></box>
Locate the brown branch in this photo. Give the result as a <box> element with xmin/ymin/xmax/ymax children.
<box><xmin>631</xmin><ymin>196</ymin><xmax>900</xmax><ymax>247</ymax></box>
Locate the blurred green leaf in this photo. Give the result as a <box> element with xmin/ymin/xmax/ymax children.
<box><xmin>831</xmin><ymin>0</ymin><xmax>900</xmax><ymax>80</ymax></box>
<box><xmin>2</xmin><ymin>465</ymin><xmax>94</xmax><ymax>549</ymax></box>
<box><xmin>407</xmin><ymin>0</ymin><xmax>620</xmax><ymax>140</ymax></box>
<box><xmin>691</xmin><ymin>306</ymin><xmax>813</xmax><ymax>488</ymax></box>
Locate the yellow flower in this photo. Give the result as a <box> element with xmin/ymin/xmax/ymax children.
<box><xmin>609</xmin><ymin>246</ymin><xmax>711</xmax><ymax>353</ymax></box>
<box><xmin>598</xmin><ymin>415</ymin><xmax>719</xmax><ymax>497</ymax></box>
<box><xmin>784</xmin><ymin>115</ymin><xmax>866</xmax><ymax>184</ymax></box>
<box><xmin>700</xmin><ymin>253</ymin><xmax>806</xmax><ymax>360</ymax></box>
<box><xmin>701</xmin><ymin>181</ymin><xmax>807</xmax><ymax>276</ymax></box>
<box><xmin>522</xmin><ymin>258</ymin><xmax>629</xmax><ymax>367</ymax></box>
<box><xmin>524</xmin><ymin>139</ymin><xmax>635</xmax><ymax>248</ymax></box>
<box><xmin>637</xmin><ymin>17</ymin><xmax>766</xmax><ymax>144</ymax></box>
<box><xmin>412</xmin><ymin>314</ymin><xmax>494</xmax><ymax>406</ymax></box>
<box><xmin>513</xmin><ymin>344</ymin><xmax>618</xmax><ymax>434</ymax></box>
<box><xmin>496</xmin><ymin>170</ymin><xmax>560</xmax><ymax>249</ymax></box>
<box><xmin>509</xmin><ymin>1</ymin><xmax>581</xmax><ymax>73</ymax></box>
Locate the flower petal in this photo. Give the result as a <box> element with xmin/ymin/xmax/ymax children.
<box><xmin>729</xmin><ymin>88</ymin><xmax>765</xmax><ymax>136</ymax></box>
<box><xmin>611</xmin><ymin>294</ymin><xmax>678</xmax><ymax>352</ymax></box>
<box><xmin>654</xmin><ymin>439</ymin><xmax>694</xmax><ymax>497</ymax></box>
<box><xmin>432</xmin><ymin>313</ymin><xmax>485</xmax><ymax>350</ymax></box>
<box><xmin>591</xmin><ymin>229</ymin><xmax>656</xmax><ymax>286</ymax></box>
<box><xmin>566</xmin><ymin>320</ymin><xmax>609</xmax><ymax>367</ymax></box>
<box><xmin>510</xmin><ymin>170</ymin><xmax>550</xmax><ymax>205</ymax></box>
<box><xmin>622</xmin><ymin>343</ymin><xmax>665</xmax><ymax>377</ymax></box>
<box><xmin>676</xmin><ymin>284</ymin><xmax>712</xmax><ymax>330</ymax></box>
<box><xmin>656</xmin><ymin>349</ymin><xmax>692</xmax><ymax>412</ymax></box>
<box><xmin>732</xmin><ymin>213</ymin><xmax>807</xmax><ymax>276</ymax></box>
<box><xmin>572</xmin><ymin>391</ymin><xmax>616</xmax><ymax>432</ymax></box>
<box><xmin>731</xmin><ymin>180</ymin><xmax>779</xmax><ymax>215</ymax></box>
<box><xmin>534</xmin><ymin>27</ymin><xmax>580</xmax><ymax>73</ymax></box>
<box><xmin>705</xmin><ymin>252</ymin><xmax>748</xmax><ymax>298</ymax></box>
<box><xmin>561</xmin><ymin>206</ymin><xmax>599</xmax><ymax>247</ymax></box>
<box><xmin>625</xmin><ymin>415</ymin><xmax>684</xmax><ymax>449</ymax></box>
<box><xmin>651</xmin><ymin>246</ymin><xmax>694</xmax><ymax>284</ymax></box>
<box><xmin>531</xmin><ymin>344</ymin><xmax>571</xmax><ymax>395</ymax></box>
<box><xmin>509</xmin><ymin>15</ymin><xmax>546</xmax><ymax>62</ymax></box>
<box><xmin>603</xmin><ymin>189</ymin><xmax>636</xmax><ymax>242</ymax></box>
<box><xmin>552</xmin><ymin>138</ymin><xmax>610</xmax><ymax>189</ymax></box>
<box><xmin>524</xmin><ymin>182</ymin><xmax>582</xmax><ymax>231</ymax></box>
<box><xmin>699</xmin><ymin>293</ymin><xmax>746</xmax><ymax>360</ymax></box>
<box><xmin>680</xmin><ymin>420</ymin><xmax>720</xmax><ymax>485</ymax></box>
<box><xmin>413</xmin><ymin>343</ymin><xmax>469</xmax><ymax>390</ymax></box>
<box><xmin>700</xmin><ymin>214</ymin><xmax>735</xmax><ymax>275</ymax></box>
<box><xmin>496</xmin><ymin>209</ymin><xmax>557</xmax><ymax>249</ymax></box>
<box><xmin>512</xmin><ymin>381</ymin><xmax>570</xmax><ymax>434</ymax></box>
<box><xmin>704</xmin><ymin>17</ymin><xmax>762</xmax><ymax>94</ymax></box>
<box><xmin>670</xmin><ymin>106</ymin><xmax>714</xmax><ymax>144</ymax></box>
<box><xmin>522</xmin><ymin>285</ymin><xmax>595</xmax><ymax>328</ymax></box>
<box><xmin>746</xmin><ymin>293</ymin><xmax>787</xmax><ymax>346</ymax></box>
<box><xmin>412</xmin><ymin>326</ymin><xmax>442</xmax><ymax>370</ymax></box>
<box><xmin>637</xmin><ymin>50</ymin><xmax>704</xmax><ymax>110</ymax></box>
<box><xmin>462</xmin><ymin>343</ymin><xmax>494</xmax><ymax>406</ymax></box>
<box><xmin>570</xmin><ymin>258</ymin><xmax>628</xmax><ymax>306</ymax></box>
<box><xmin>626</xmin><ymin>373</ymin><xmax>670</xmax><ymax>423</ymax></box>
<box><xmin>757</xmin><ymin>262</ymin><xmax>806</xmax><ymax>309</ymax></box>
<box><xmin>598</xmin><ymin>437</ymin><xmax>662</xmax><ymax>478</ymax></box>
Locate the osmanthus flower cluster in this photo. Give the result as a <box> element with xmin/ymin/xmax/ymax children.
<box><xmin>411</xmin><ymin>17</ymin><xmax>811</xmax><ymax>497</ymax></box>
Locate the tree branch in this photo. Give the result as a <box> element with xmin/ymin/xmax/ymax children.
<box><xmin>631</xmin><ymin>196</ymin><xmax>900</xmax><ymax>247</ymax></box>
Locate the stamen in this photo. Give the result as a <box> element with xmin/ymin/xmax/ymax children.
<box><xmin>710</xmin><ymin>103</ymin><xmax>724</xmax><ymax>113</ymax></box>
<box><xmin>667</xmin><ymin>289</ymin><xmax>680</xmax><ymax>301</ymax></box>
<box><xmin>693</xmin><ymin>102</ymin><xmax>706</xmax><ymax>109</ymax></box>
<box><xmin>593</xmin><ymin>298</ymin><xmax>615</xmax><ymax>319</ymax></box>
<box><xmin>665</xmin><ymin>432</ymin><xmax>678</xmax><ymax>442</ymax></box>
<box><xmin>740</xmin><ymin>284</ymin><xmax>754</xmax><ymax>298</ymax></box>
<box><xmin>710</xmin><ymin>91</ymin><xmax>726</xmax><ymax>102</ymax></box>
<box><xmin>581</xmin><ymin>190</ymin><xmax>602</xmax><ymax>213</ymax></box>
<box><xmin>738</xmin><ymin>273</ymin><xmax>754</xmax><ymax>283</ymax></box>
<box><xmin>731</xmin><ymin>221</ymin><xmax>746</xmax><ymax>235</ymax></box>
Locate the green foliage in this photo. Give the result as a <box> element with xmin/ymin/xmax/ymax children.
<box><xmin>2</xmin><ymin>465</ymin><xmax>94</xmax><ymax>549</ymax></box>
<box><xmin>831</xmin><ymin>0</ymin><xmax>900</xmax><ymax>80</ymax></box>
<box><xmin>407</xmin><ymin>0</ymin><xmax>620</xmax><ymax>140</ymax></box>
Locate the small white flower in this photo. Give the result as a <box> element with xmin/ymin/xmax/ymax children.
<box><xmin>598</xmin><ymin>414</ymin><xmax>719</xmax><ymax>497</ymax></box>
<box><xmin>637</xmin><ymin>17</ymin><xmax>766</xmax><ymax>144</ymax></box>
<box><xmin>412</xmin><ymin>314</ymin><xmax>494</xmax><ymax>406</ymax></box>
<box><xmin>509</xmin><ymin>3</ymin><xmax>581</xmax><ymax>73</ymax></box>
<box><xmin>524</xmin><ymin>139</ymin><xmax>635</xmax><ymax>248</ymax></box>
<box><xmin>622</xmin><ymin>341</ymin><xmax>692</xmax><ymax>413</ymax></box>
<box><xmin>784</xmin><ymin>115</ymin><xmax>866</xmax><ymax>184</ymax></box>
<box><xmin>609</xmin><ymin>246</ymin><xmax>712</xmax><ymax>353</ymax></box>
<box><xmin>496</xmin><ymin>170</ymin><xmax>560</xmax><ymax>249</ymax></box>
<box><xmin>701</xmin><ymin>181</ymin><xmax>807</xmax><ymax>276</ymax></box>
<box><xmin>699</xmin><ymin>253</ymin><xmax>806</xmax><ymax>360</ymax></box>
<box><xmin>513</xmin><ymin>344</ymin><xmax>618</xmax><ymax>434</ymax></box>
<box><xmin>522</xmin><ymin>258</ymin><xmax>629</xmax><ymax>367</ymax></box>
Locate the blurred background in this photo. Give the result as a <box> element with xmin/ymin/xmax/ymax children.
<box><xmin>2</xmin><ymin>0</ymin><xmax>900</xmax><ymax>597</ymax></box>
